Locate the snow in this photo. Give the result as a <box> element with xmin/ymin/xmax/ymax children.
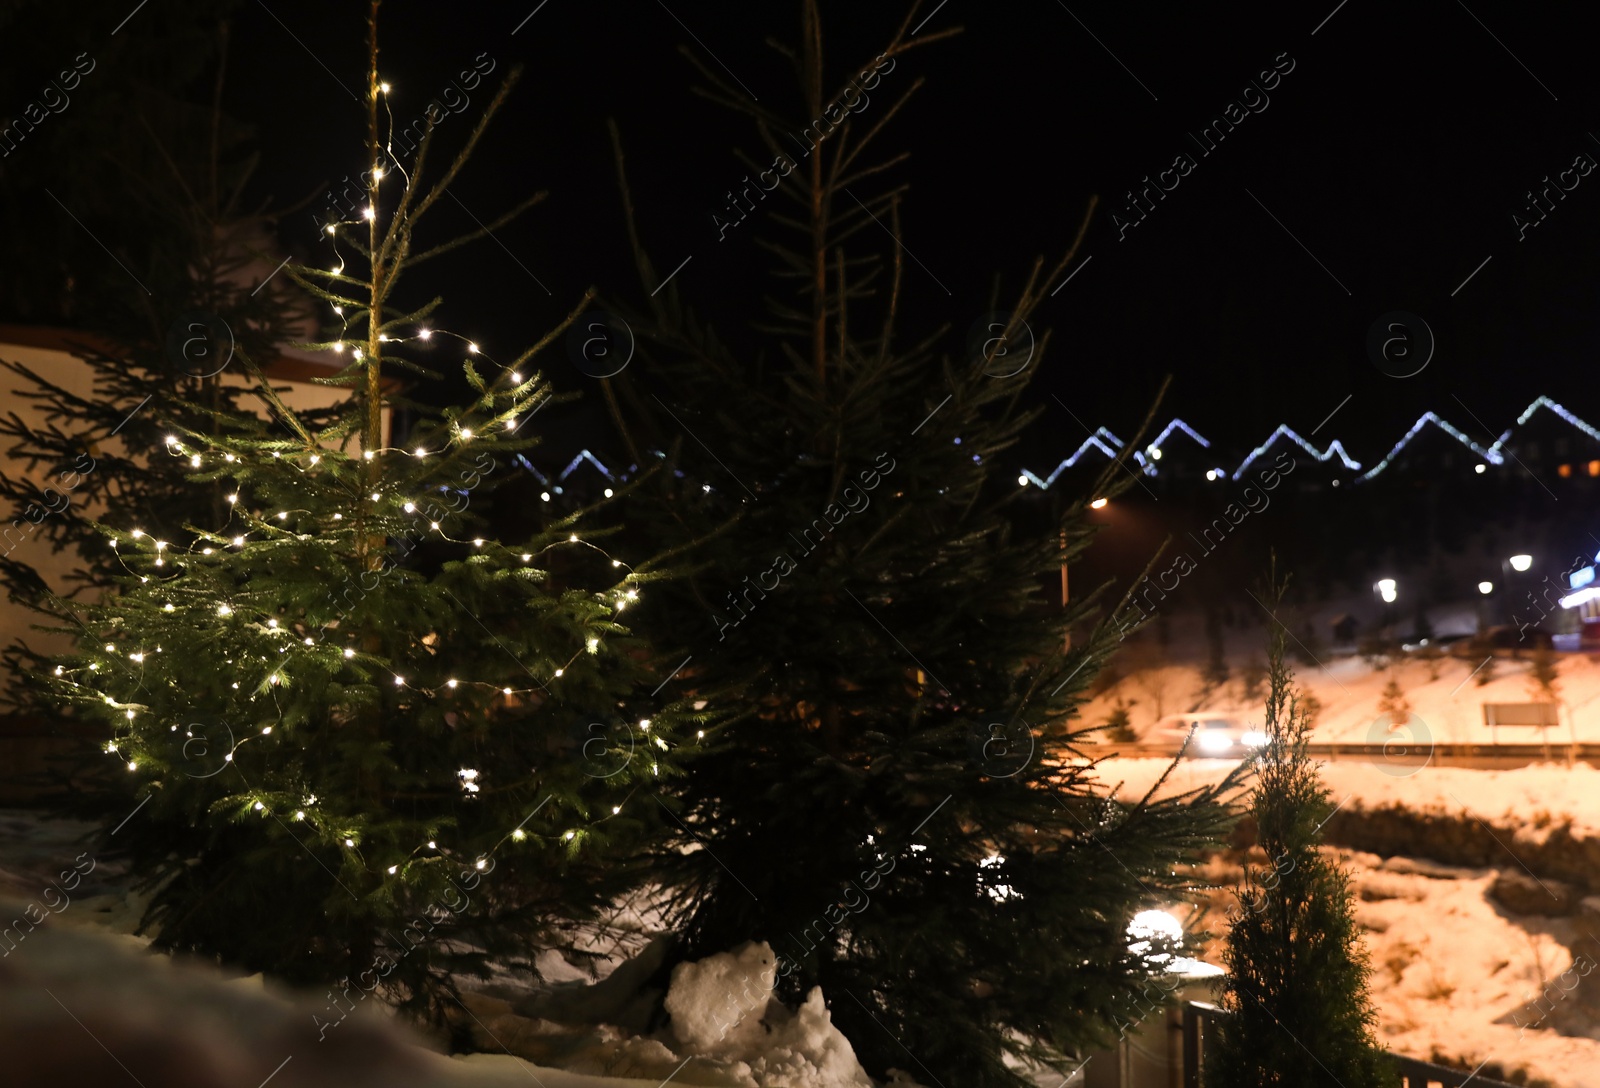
<box><xmin>1344</xmin><ymin>849</ymin><xmax>1600</xmax><ymax>1086</ymax></box>
<box><xmin>1089</xmin><ymin>756</ymin><xmax>1600</xmax><ymax>843</ymax></box>
<box><xmin>1082</xmin><ymin>624</ymin><xmax>1600</xmax><ymax>748</ymax></box>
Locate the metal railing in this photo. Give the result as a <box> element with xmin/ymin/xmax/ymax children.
<box><xmin>1180</xmin><ymin>1003</ymin><xmax>1521</xmax><ymax>1088</ymax></box>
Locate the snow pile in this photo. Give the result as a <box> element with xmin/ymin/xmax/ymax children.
<box><xmin>1343</xmin><ymin>850</ymin><xmax>1600</xmax><ymax>1088</ymax></box>
<box><xmin>663</xmin><ymin>942</ymin><xmax>873</xmax><ymax>1088</ymax></box>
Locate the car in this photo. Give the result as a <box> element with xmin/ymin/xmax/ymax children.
<box><xmin>1151</xmin><ymin>713</ymin><xmax>1267</xmax><ymax>757</ymax></box>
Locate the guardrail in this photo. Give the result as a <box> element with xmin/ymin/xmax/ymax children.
<box><xmin>1180</xmin><ymin>1002</ymin><xmax>1520</xmax><ymax>1087</ymax></box>
<box><xmin>1092</xmin><ymin>742</ymin><xmax>1600</xmax><ymax>766</ymax></box>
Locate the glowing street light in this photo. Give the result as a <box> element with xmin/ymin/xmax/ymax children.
<box><xmin>1478</xmin><ymin>581</ymin><xmax>1494</xmax><ymax>595</ymax></box>
<box><xmin>1509</xmin><ymin>554</ymin><xmax>1533</xmax><ymax>572</ymax></box>
<box><xmin>1375</xmin><ymin>578</ymin><xmax>1397</xmax><ymax>604</ymax></box>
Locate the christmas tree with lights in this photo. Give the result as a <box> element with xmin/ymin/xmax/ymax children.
<box><xmin>28</xmin><ymin>3</ymin><xmax>707</xmax><ymax>1021</ymax></box>
<box><xmin>601</xmin><ymin>3</ymin><xmax>1244</xmax><ymax>1085</ymax></box>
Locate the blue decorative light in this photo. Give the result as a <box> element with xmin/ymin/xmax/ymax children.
<box><xmin>1486</xmin><ymin>396</ymin><xmax>1600</xmax><ymax>462</ymax></box>
<box><xmin>1357</xmin><ymin>412</ymin><xmax>1500</xmax><ymax>483</ymax></box>
<box><xmin>1232</xmin><ymin>426</ymin><xmax>1362</xmax><ymax>481</ymax></box>
<box><xmin>1020</xmin><ymin>430</ymin><xmax>1124</xmax><ymax>489</ymax></box>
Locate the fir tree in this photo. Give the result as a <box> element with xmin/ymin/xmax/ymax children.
<box><xmin>602</xmin><ymin>4</ymin><xmax>1243</xmax><ymax>1084</ymax></box>
<box><xmin>1209</xmin><ymin>567</ymin><xmax>1391</xmax><ymax>1086</ymax></box>
<box><xmin>1526</xmin><ymin>644</ymin><xmax>1560</xmax><ymax>703</ymax></box>
<box><xmin>1102</xmin><ymin>695</ymin><xmax>1138</xmax><ymax>744</ymax></box>
<box><xmin>1201</xmin><ymin>607</ymin><xmax>1229</xmax><ymax>694</ymax></box>
<box><xmin>26</xmin><ymin>5</ymin><xmax>704</xmax><ymax>1022</ymax></box>
<box><xmin>1377</xmin><ymin>673</ymin><xmax>1411</xmax><ymax>729</ymax></box>
<box><xmin>0</xmin><ymin>8</ymin><xmax>319</xmax><ymax>742</ymax></box>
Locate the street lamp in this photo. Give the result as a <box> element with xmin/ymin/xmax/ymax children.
<box><xmin>1478</xmin><ymin>581</ymin><xmax>1494</xmax><ymax>595</ymax></box>
<box><xmin>1510</xmin><ymin>554</ymin><xmax>1533</xmax><ymax>573</ymax></box>
<box><xmin>1376</xmin><ymin>578</ymin><xmax>1398</xmax><ymax>604</ymax></box>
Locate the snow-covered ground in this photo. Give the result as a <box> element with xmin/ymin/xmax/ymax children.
<box><xmin>1091</xmin><ymin>756</ymin><xmax>1600</xmax><ymax>842</ymax></box>
<box><xmin>1185</xmin><ymin>845</ymin><xmax>1600</xmax><ymax>1087</ymax></box>
<box><xmin>0</xmin><ymin>811</ymin><xmax>882</xmax><ymax>1088</ymax></box>
<box><xmin>1081</xmin><ymin>637</ymin><xmax>1600</xmax><ymax>748</ymax></box>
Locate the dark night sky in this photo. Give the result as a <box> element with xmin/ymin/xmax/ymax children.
<box><xmin>34</xmin><ymin>1</ymin><xmax>1600</xmax><ymax>468</ymax></box>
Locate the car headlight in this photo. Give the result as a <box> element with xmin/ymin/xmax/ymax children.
<box><xmin>1241</xmin><ymin>731</ymin><xmax>1269</xmax><ymax>748</ymax></box>
<box><xmin>1196</xmin><ymin>731</ymin><xmax>1233</xmax><ymax>753</ymax></box>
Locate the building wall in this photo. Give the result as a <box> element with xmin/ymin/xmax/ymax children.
<box><xmin>0</xmin><ymin>335</ymin><xmax>386</xmax><ymax>670</ymax></box>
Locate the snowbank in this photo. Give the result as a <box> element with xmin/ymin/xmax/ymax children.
<box><xmin>1092</xmin><ymin>756</ymin><xmax>1600</xmax><ymax>844</ymax></box>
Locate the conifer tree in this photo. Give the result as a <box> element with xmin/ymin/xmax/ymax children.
<box><xmin>1202</xmin><ymin>607</ymin><xmax>1230</xmax><ymax>695</ymax></box>
<box><xmin>0</xmin><ymin>9</ymin><xmax>317</xmax><ymax>737</ymax></box>
<box><xmin>25</xmin><ymin>3</ymin><xmax>704</xmax><ymax>1021</ymax></box>
<box><xmin>1377</xmin><ymin>672</ymin><xmax>1411</xmax><ymax>729</ymax></box>
<box><xmin>602</xmin><ymin>4</ymin><xmax>1243</xmax><ymax>1084</ymax></box>
<box><xmin>1209</xmin><ymin>566</ymin><xmax>1391</xmax><ymax>1086</ymax></box>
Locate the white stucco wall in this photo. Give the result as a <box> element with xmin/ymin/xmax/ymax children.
<box><xmin>0</xmin><ymin>337</ymin><xmax>388</xmax><ymax>665</ymax></box>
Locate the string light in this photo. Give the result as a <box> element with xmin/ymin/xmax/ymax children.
<box><xmin>511</xmin><ymin>829</ymin><xmax>526</xmax><ymax>841</ymax></box>
<box><xmin>227</xmin><ymin>494</ymin><xmax>238</xmax><ymax>504</ymax></box>
<box><xmin>467</xmin><ymin>343</ymin><xmax>479</xmax><ymax>354</ymax></box>
<box><xmin>417</xmin><ymin>329</ymin><xmax>432</xmax><ymax>340</ymax></box>
<box><xmin>511</xmin><ymin>371</ymin><xmax>522</xmax><ymax>382</ymax></box>
<box><xmin>344</xmin><ymin>648</ymin><xmax>355</xmax><ymax>658</ymax></box>
<box><xmin>447</xmin><ymin>679</ymin><xmax>458</xmax><ymax>688</ymax></box>
<box><xmin>387</xmin><ymin>865</ymin><xmax>397</xmax><ymax>874</ymax></box>
<box><xmin>218</xmin><ymin>605</ymin><xmax>232</xmax><ymax>616</ymax></box>
<box><xmin>379</xmin><ymin>81</ymin><xmax>391</xmax><ymax>94</ymax></box>
<box><xmin>362</xmin><ymin>206</ymin><xmax>375</xmax><ymax>220</ymax></box>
